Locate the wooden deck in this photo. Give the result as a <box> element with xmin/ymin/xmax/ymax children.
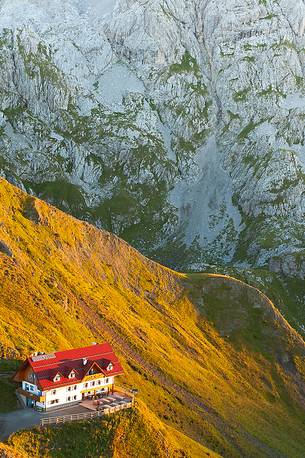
<box><xmin>40</xmin><ymin>400</ymin><xmax>133</xmax><ymax>426</ymax></box>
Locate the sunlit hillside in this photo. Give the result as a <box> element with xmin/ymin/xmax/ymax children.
<box><xmin>1</xmin><ymin>178</ymin><xmax>305</xmax><ymax>457</ymax></box>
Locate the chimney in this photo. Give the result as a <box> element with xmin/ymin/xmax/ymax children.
<box><xmin>82</xmin><ymin>358</ymin><xmax>88</xmax><ymax>366</ymax></box>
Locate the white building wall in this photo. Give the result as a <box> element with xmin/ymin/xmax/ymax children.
<box><xmin>45</xmin><ymin>383</ymin><xmax>81</xmax><ymax>408</ymax></box>
<box><xmin>83</xmin><ymin>376</ymin><xmax>114</xmax><ymax>393</ymax></box>
<box><xmin>44</xmin><ymin>376</ymin><xmax>115</xmax><ymax>410</ymax></box>
<box><xmin>21</xmin><ymin>375</ymin><xmax>116</xmax><ymax>410</ymax></box>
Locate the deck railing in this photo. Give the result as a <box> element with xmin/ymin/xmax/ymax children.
<box><xmin>114</xmin><ymin>386</ymin><xmax>136</xmax><ymax>400</ymax></box>
<box><xmin>40</xmin><ymin>401</ymin><xmax>133</xmax><ymax>426</ymax></box>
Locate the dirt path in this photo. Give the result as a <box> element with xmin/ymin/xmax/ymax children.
<box><xmin>0</xmin><ymin>409</ymin><xmax>41</xmax><ymax>441</ymax></box>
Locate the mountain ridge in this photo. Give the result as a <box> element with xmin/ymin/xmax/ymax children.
<box><xmin>1</xmin><ymin>178</ymin><xmax>305</xmax><ymax>456</ymax></box>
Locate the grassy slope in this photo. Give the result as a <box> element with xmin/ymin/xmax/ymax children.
<box><xmin>197</xmin><ymin>263</ymin><xmax>305</xmax><ymax>341</ymax></box>
<box><xmin>0</xmin><ymin>360</ymin><xmax>19</xmax><ymax>413</ymax></box>
<box><xmin>1</xmin><ymin>178</ymin><xmax>305</xmax><ymax>457</ymax></box>
<box><xmin>7</xmin><ymin>408</ymin><xmax>183</xmax><ymax>458</ymax></box>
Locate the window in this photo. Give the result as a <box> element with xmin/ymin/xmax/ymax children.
<box><xmin>67</xmin><ymin>386</ymin><xmax>71</xmax><ymax>392</ymax></box>
<box><xmin>73</xmin><ymin>395</ymin><xmax>77</xmax><ymax>400</ymax></box>
<box><xmin>68</xmin><ymin>370</ymin><xmax>76</xmax><ymax>379</ymax></box>
<box><xmin>67</xmin><ymin>396</ymin><xmax>71</xmax><ymax>402</ymax></box>
<box><xmin>52</xmin><ymin>390</ymin><xmax>56</xmax><ymax>395</ymax></box>
<box><xmin>88</xmin><ymin>365</ymin><xmax>99</xmax><ymax>375</ymax></box>
<box><xmin>84</xmin><ymin>383</ymin><xmax>88</xmax><ymax>388</ymax></box>
<box><xmin>25</xmin><ymin>383</ymin><xmax>30</xmax><ymax>391</ymax></box>
<box><xmin>105</xmin><ymin>378</ymin><xmax>109</xmax><ymax>384</ymax></box>
<box><xmin>50</xmin><ymin>399</ymin><xmax>59</xmax><ymax>405</ymax></box>
<box><xmin>91</xmin><ymin>381</ymin><xmax>95</xmax><ymax>387</ymax></box>
<box><xmin>106</xmin><ymin>362</ymin><xmax>113</xmax><ymax>371</ymax></box>
<box><xmin>74</xmin><ymin>385</ymin><xmax>77</xmax><ymax>390</ymax></box>
<box><xmin>53</xmin><ymin>373</ymin><xmax>61</xmax><ymax>382</ymax></box>
<box><xmin>96</xmin><ymin>380</ymin><xmax>100</xmax><ymax>385</ymax></box>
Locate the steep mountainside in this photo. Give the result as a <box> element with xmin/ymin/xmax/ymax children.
<box><xmin>0</xmin><ymin>0</ymin><xmax>304</xmax><ymax>274</ymax></box>
<box><xmin>1</xmin><ymin>178</ymin><xmax>305</xmax><ymax>457</ymax></box>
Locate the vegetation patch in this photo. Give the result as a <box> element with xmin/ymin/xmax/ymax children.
<box><xmin>233</xmin><ymin>87</ymin><xmax>250</xmax><ymax>102</ymax></box>
<box><xmin>22</xmin><ymin>197</ymin><xmax>41</xmax><ymax>224</ymax></box>
<box><xmin>16</xmin><ymin>36</ymin><xmax>66</xmax><ymax>90</ymax></box>
<box><xmin>167</xmin><ymin>52</ymin><xmax>201</xmax><ymax>79</ymax></box>
<box><xmin>258</xmin><ymin>85</ymin><xmax>285</xmax><ymax>98</ymax></box>
<box><xmin>8</xmin><ymin>410</ymin><xmax>167</xmax><ymax>458</ymax></box>
<box><xmin>0</xmin><ymin>241</ymin><xmax>12</xmax><ymax>258</ymax></box>
<box><xmin>237</xmin><ymin>120</ymin><xmax>262</xmax><ymax>141</ymax></box>
<box><xmin>0</xmin><ymin>360</ymin><xmax>19</xmax><ymax>413</ymax></box>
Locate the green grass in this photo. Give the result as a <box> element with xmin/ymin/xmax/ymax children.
<box><xmin>0</xmin><ymin>378</ymin><xmax>18</xmax><ymax>413</ymax></box>
<box><xmin>237</xmin><ymin>268</ymin><xmax>305</xmax><ymax>338</ymax></box>
<box><xmin>185</xmin><ymin>274</ymin><xmax>283</xmax><ymax>357</ymax></box>
<box><xmin>0</xmin><ymin>360</ymin><xmax>19</xmax><ymax>413</ymax></box>
<box><xmin>295</xmin><ymin>75</ymin><xmax>304</xmax><ymax>89</ymax></box>
<box><xmin>259</xmin><ymin>13</ymin><xmax>276</xmax><ymax>20</ymax></box>
<box><xmin>237</xmin><ymin>122</ymin><xmax>256</xmax><ymax>141</ymax></box>
<box><xmin>242</xmin><ymin>56</ymin><xmax>255</xmax><ymax>63</ymax></box>
<box><xmin>25</xmin><ymin>180</ymin><xmax>87</xmax><ymax>216</ymax></box>
<box><xmin>193</xmin><ymin>263</ymin><xmax>305</xmax><ymax>342</ymax></box>
<box><xmin>0</xmin><ymin>359</ymin><xmax>20</xmax><ymax>373</ymax></box>
<box><xmin>8</xmin><ymin>410</ymin><xmax>164</xmax><ymax>458</ymax></box>
<box><xmin>233</xmin><ymin>87</ymin><xmax>250</xmax><ymax>102</ymax></box>
<box><xmin>167</xmin><ymin>51</ymin><xmax>201</xmax><ymax>79</ymax></box>
<box><xmin>8</xmin><ymin>406</ymin><xmax>217</xmax><ymax>457</ymax></box>
<box><xmin>272</xmin><ymin>39</ymin><xmax>298</xmax><ymax>52</ymax></box>
<box><xmin>258</xmin><ymin>85</ymin><xmax>285</xmax><ymax>98</ymax></box>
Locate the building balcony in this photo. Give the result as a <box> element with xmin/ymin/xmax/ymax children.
<box><xmin>16</xmin><ymin>387</ymin><xmax>46</xmax><ymax>403</ymax></box>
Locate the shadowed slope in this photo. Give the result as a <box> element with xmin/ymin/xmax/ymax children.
<box><xmin>1</xmin><ymin>178</ymin><xmax>305</xmax><ymax>457</ymax></box>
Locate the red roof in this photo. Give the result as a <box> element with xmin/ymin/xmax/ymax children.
<box><xmin>24</xmin><ymin>343</ymin><xmax>123</xmax><ymax>390</ymax></box>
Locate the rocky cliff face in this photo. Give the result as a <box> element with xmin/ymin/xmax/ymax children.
<box><xmin>0</xmin><ymin>0</ymin><xmax>304</xmax><ymax>273</ymax></box>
